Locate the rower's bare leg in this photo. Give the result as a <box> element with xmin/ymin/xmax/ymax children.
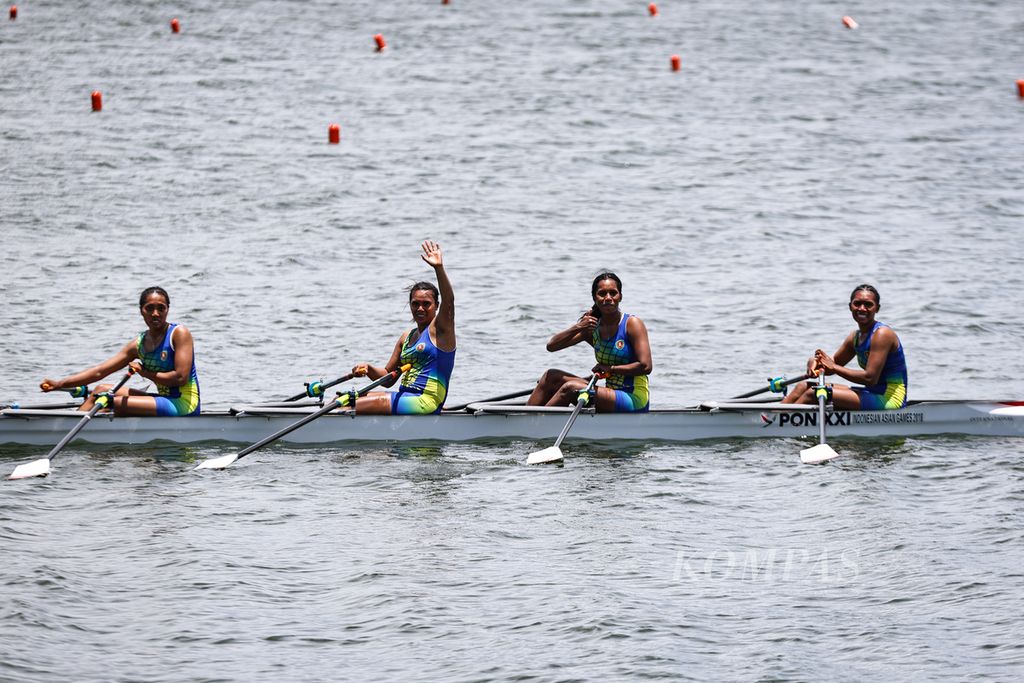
<box><xmin>528</xmin><ymin>369</ymin><xmax>581</xmax><ymax>406</ymax></box>
<box><xmin>353</xmin><ymin>392</ymin><xmax>393</xmax><ymax>415</ymax></box>
<box><xmin>112</xmin><ymin>392</ymin><xmax>161</xmax><ymax>416</ymax></box>
<box><xmin>79</xmin><ymin>383</ymin><xmax>140</xmax><ymax>412</ymax></box>
<box><xmin>781</xmin><ymin>382</ymin><xmax>814</xmax><ymax>404</ymax></box>
<box><xmin>546</xmin><ymin>379</ymin><xmax>618</xmax><ymax>412</ymax></box>
<box><xmin>829</xmin><ymin>385</ymin><xmax>862</xmax><ymax>410</ymax></box>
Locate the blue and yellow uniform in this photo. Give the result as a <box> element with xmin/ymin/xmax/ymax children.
<box><xmin>391</xmin><ymin>327</ymin><xmax>456</xmax><ymax>415</ymax></box>
<box><xmin>853</xmin><ymin>321</ymin><xmax>907</xmax><ymax>410</ymax></box>
<box><xmin>591</xmin><ymin>313</ymin><xmax>649</xmax><ymax>412</ymax></box>
<box><xmin>136</xmin><ymin>323</ymin><xmax>201</xmax><ymax>416</ymax></box>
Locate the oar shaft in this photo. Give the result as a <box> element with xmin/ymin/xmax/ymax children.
<box><xmin>45</xmin><ymin>371</ymin><xmax>134</xmax><ymax>461</ymax></box>
<box><xmin>552</xmin><ymin>375</ymin><xmax>600</xmax><ymax>449</ymax></box>
<box><xmin>816</xmin><ymin>373</ymin><xmax>827</xmax><ymax>445</ymax></box>
<box><xmin>237</xmin><ymin>400</ymin><xmax>341</xmax><ymax>457</ymax></box>
<box><xmin>284</xmin><ymin>373</ymin><xmax>356</xmax><ymax>402</ymax></box>
<box><xmin>445</xmin><ymin>387</ymin><xmax>535</xmax><ymax>412</ymax></box>
<box><xmin>732</xmin><ymin>373</ymin><xmax>811</xmax><ymax>400</ymax></box>
<box><xmin>233</xmin><ymin>364</ymin><xmax>411</xmax><ymax>462</ymax></box>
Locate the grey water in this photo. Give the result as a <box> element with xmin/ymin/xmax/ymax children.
<box><xmin>1</xmin><ymin>1</ymin><xmax>1023</xmax><ymax>680</ymax></box>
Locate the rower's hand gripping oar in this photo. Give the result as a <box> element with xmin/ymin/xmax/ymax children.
<box><xmin>731</xmin><ymin>374</ymin><xmax>811</xmax><ymax>400</ymax></box>
<box><xmin>527</xmin><ymin>373</ymin><xmax>604</xmax><ymax>465</ymax></box>
<box><xmin>8</xmin><ymin>369</ymin><xmax>136</xmax><ymax>480</ymax></box>
<box><xmin>195</xmin><ymin>363</ymin><xmax>412</xmax><ymax>471</ymax></box>
<box><xmin>283</xmin><ymin>372</ymin><xmax>356</xmax><ymax>403</ymax></box>
<box><xmin>799</xmin><ymin>370</ymin><xmax>840</xmax><ymax>464</ymax></box>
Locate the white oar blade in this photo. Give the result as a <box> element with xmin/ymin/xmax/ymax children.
<box><xmin>800</xmin><ymin>443</ymin><xmax>840</xmax><ymax>465</ymax></box>
<box><xmin>194</xmin><ymin>453</ymin><xmax>240</xmax><ymax>470</ymax></box>
<box><xmin>527</xmin><ymin>446</ymin><xmax>563</xmax><ymax>465</ymax></box>
<box><xmin>8</xmin><ymin>458</ymin><xmax>51</xmax><ymax>480</ymax></box>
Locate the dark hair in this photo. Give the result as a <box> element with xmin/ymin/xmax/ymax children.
<box><xmin>589</xmin><ymin>272</ymin><xmax>622</xmax><ymax>318</ymax></box>
<box><xmin>408</xmin><ymin>281</ymin><xmax>439</xmax><ymax>303</ymax></box>
<box><xmin>139</xmin><ymin>286</ymin><xmax>170</xmax><ymax>308</ymax></box>
<box><xmin>849</xmin><ymin>284</ymin><xmax>880</xmax><ymax>305</ymax></box>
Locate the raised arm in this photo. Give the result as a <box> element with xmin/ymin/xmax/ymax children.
<box><xmin>421</xmin><ymin>240</ymin><xmax>455</xmax><ymax>352</ymax></box>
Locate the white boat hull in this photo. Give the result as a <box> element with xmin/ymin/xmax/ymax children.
<box><xmin>1</xmin><ymin>401</ymin><xmax>1023</xmax><ymax>447</ymax></box>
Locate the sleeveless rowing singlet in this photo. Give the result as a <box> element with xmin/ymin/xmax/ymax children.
<box><xmin>391</xmin><ymin>326</ymin><xmax>456</xmax><ymax>415</ymax></box>
<box><xmin>136</xmin><ymin>323</ymin><xmax>201</xmax><ymax>416</ymax></box>
<box><xmin>853</xmin><ymin>321</ymin><xmax>907</xmax><ymax>410</ymax></box>
<box><xmin>591</xmin><ymin>313</ymin><xmax>649</xmax><ymax>412</ymax></box>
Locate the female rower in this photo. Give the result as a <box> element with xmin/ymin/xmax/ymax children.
<box><xmin>782</xmin><ymin>284</ymin><xmax>907</xmax><ymax>410</ymax></box>
<box><xmin>39</xmin><ymin>286</ymin><xmax>201</xmax><ymax>416</ymax></box>
<box><xmin>350</xmin><ymin>240</ymin><xmax>456</xmax><ymax>414</ymax></box>
<box><xmin>527</xmin><ymin>272</ymin><xmax>652</xmax><ymax>412</ymax></box>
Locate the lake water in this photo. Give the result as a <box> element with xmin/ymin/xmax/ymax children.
<box><xmin>1</xmin><ymin>1</ymin><xmax>1023</xmax><ymax>680</ymax></box>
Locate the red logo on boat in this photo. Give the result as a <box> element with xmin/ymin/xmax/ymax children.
<box><xmin>760</xmin><ymin>413</ymin><xmax>775</xmax><ymax>427</ymax></box>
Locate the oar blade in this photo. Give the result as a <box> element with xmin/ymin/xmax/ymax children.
<box><xmin>527</xmin><ymin>446</ymin><xmax>563</xmax><ymax>465</ymax></box>
<box><xmin>194</xmin><ymin>453</ymin><xmax>240</xmax><ymax>470</ymax></box>
<box><xmin>8</xmin><ymin>458</ymin><xmax>51</xmax><ymax>480</ymax></box>
<box><xmin>800</xmin><ymin>443</ymin><xmax>839</xmax><ymax>465</ymax></box>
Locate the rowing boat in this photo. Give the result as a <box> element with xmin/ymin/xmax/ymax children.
<box><xmin>1</xmin><ymin>399</ymin><xmax>1022</xmax><ymax>447</ymax></box>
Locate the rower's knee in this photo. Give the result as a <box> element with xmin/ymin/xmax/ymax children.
<box><xmin>95</xmin><ymin>384</ymin><xmax>112</xmax><ymax>394</ymax></box>
<box><xmin>538</xmin><ymin>369</ymin><xmax>563</xmax><ymax>388</ymax></box>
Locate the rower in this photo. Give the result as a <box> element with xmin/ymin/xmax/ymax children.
<box><xmin>39</xmin><ymin>287</ymin><xmax>201</xmax><ymax>416</ymax></box>
<box><xmin>782</xmin><ymin>284</ymin><xmax>908</xmax><ymax>410</ymax></box>
<box><xmin>527</xmin><ymin>272</ymin><xmax>652</xmax><ymax>412</ymax></box>
<box><xmin>348</xmin><ymin>241</ymin><xmax>456</xmax><ymax>415</ymax></box>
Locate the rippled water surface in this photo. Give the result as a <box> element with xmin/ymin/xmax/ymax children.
<box><xmin>2</xmin><ymin>1</ymin><xmax>1023</xmax><ymax>680</ymax></box>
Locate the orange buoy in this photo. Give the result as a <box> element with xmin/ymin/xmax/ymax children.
<box><xmin>648</xmin><ymin>3</ymin><xmax>658</xmax><ymax>16</ymax></box>
<box><xmin>9</xmin><ymin>5</ymin><xmax>16</xmax><ymax>20</ymax></box>
<box><xmin>1017</xmin><ymin>80</ymin><xmax>1024</xmax><ymax>98</ymax></box>
<box><xmin>442</xmin><ymin>0</ymin><xmax>449</xmax><ymax>4</ymax></box>
<box><xmin>328</xmin><ymin>123</ymin><xmax>340</xmax><ymax>144</ymax></box>
<box><xmin>670</xmin><ymin>54</ymin><xmax>680</xmax><ymax>72</ymax></box>
<box><xmin>91</xmin><ymin>90</ymin><xmax>102</xmax><ymax>112</ymax></box>
<box><xmin>842</xmin><ymin>15</ymin><xmax>858</xmax><ymax>29</ymax></box>
<box><xmin>170</xmin><ymin>18</ymin><xmax>180</xmax><ymax>33</ymax></box>
<box><xmin>374</xmin><ymin>34</ymin><xmax>386</xmax><ymax>51</ymax></box>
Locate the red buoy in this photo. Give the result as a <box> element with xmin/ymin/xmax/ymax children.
<box><xmin>648</xmin><ymin>3</ymin><xmax>658</xmax><ymax>16</ymax></box>
<box><xmin>670</xmin><ymin>55</ymin><xmax>680</xmax><ymax>72</ymax></box>
<box><xmin>170</xmin><ymin>18</ymin><xmax>180</xmax><ymax>33</ymax></box>
<box><xmin>91</xmin><ymin>90</ymin><xmax>103</xmax><ymax>112</ymax></box>
<box><xmin>328</xmin><ymin>123</ymin><xmax>340</xmax><ymax>144</ymax></box>
<box><xmin>374</xmin><ymin>34</ymin><xmax>386</xmax><ymax>51</ymax></box>
<box><xmin>842</xmin><ymin>15</ymin><xmax>858</xmax><ymax>29</ymax></box>
<box><xmin>442</xmin><ymin>0</ymin><xmax>450</xmax><ymax>4</ymax></box>
<box><xmin>9</xmin><ymin>5</ymin><xmax>16</xmax><ymax>20</ymax></box>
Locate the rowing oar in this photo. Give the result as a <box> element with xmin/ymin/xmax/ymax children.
<box><xmin>527</xmin><ymin>373</ymin><xmax>603</xmax><ymax>465</ymax></box>
<box><xmin>731</xmin><ymin>374</ymin><xmax>811</xmax><ymax>400</ymax></box>
<box><xmin>799</xmin><ymin>370</ymin><xmax>840</xmax><ymax>465</ymax></box>
<box><xmin>445</xmin><ymin>387</ymin><xmax>535</xmax><ymax>412</ymax></box>
<box><xmin>195</xmin><ymin>363</ymin><xmax>412</xmax><ymax>471</ymax></box>
<box><xmin>283</xmin><ymin>372</ymin><xmax>356</xmax><ymax>403</ymax></box>
<box><xmin>8</xmin><ymin>370</ymin><xmax>135</xmax><ymax>480</ymax></box>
